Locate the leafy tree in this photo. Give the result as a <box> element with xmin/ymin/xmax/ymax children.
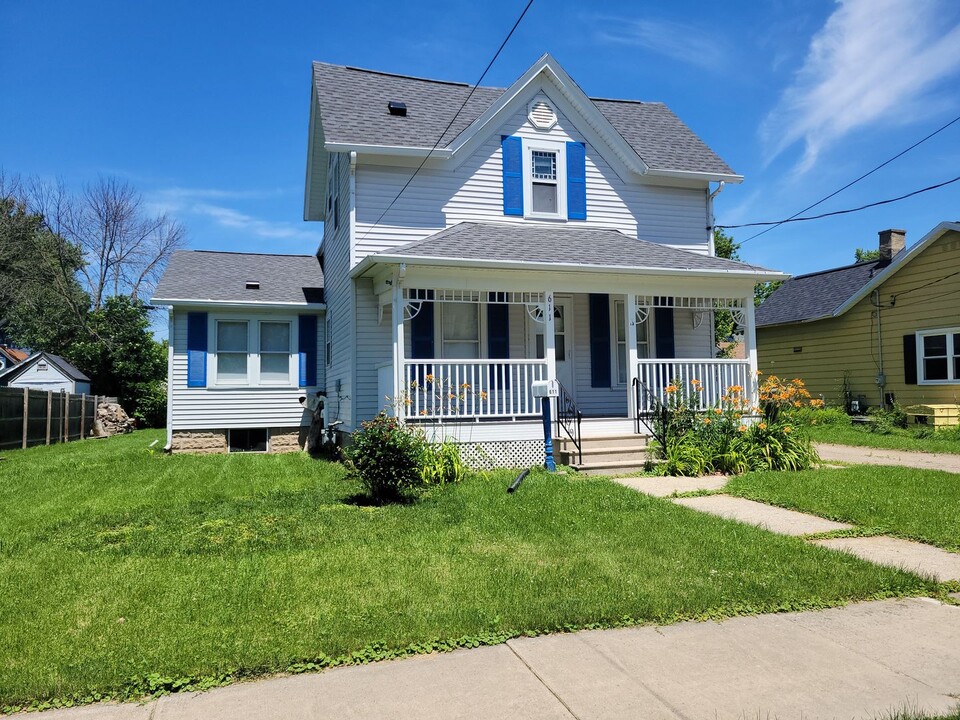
<box><xmin>713</xmin><ymin>229</ymin><xmax>741</xmax><ymax>357</ymax></box>
<box><xmin>855</xmin><ymin>247</ymin><xmax>880</xmax><ymax>262</ymax></box>
<box><xmin>754</xmin><ymin>280</ymin><xmax>783</xmax><ymax>306</ymax></box>
<box><xmin>0</xmin><ymin>187</ymin><xmax>89</xmax><ymax>353</ymax></box>
<box><xmin>64</xmin><ymin>295</ymin><xmax>167</xmax><ymax>426</ymax></box>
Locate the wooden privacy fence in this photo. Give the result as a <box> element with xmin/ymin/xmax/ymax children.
<box><xmin>0</xmin><ymin>387</ymin><xmax>113</xmax><ymax>451</ymax></box>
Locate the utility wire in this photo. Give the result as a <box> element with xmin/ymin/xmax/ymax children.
<box><xmin>717</xmin><ymin>175</ymin><xmax>960</xmax><ymax>230</ymax></box>
<box><xmin>357</xmin><ymin>0</ymin><xmax>535</xmax><ymax>243</ymax></box>
<box><xmin>735</xmin><ymin>112</ymin><xmax>960</xmax><ymax>244</ymax></box>
<box><xmin>891</xmin><ymin>270</ymin><xmax>960</xmax><ymax>303</ymax></box>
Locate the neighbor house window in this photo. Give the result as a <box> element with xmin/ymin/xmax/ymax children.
<box><xmin>919</xmin><ymin>328</ymin><xmax>960</xmax><ymax>383</ymax></box>
<box><xmin>216</xmin><ymin>320</ymin><xmax>249</xmax><ymax>383</ymax></box>
<box><xmin>326</xmin><ymin>153</ymin><xmax>339</xmax><ymax>233</ymax></box>
<box><xmin>325</xmin><ymin>314</ymin><xmax>332</xmax><ymax>366</ymax></box>
<box><xmin>259</xmin><ymin>321</ymin><xmax>291</xmax><ymax>383</ymax></box>
<box><xmin>441</xmin><ymin>303</ymin><xmax>480</xmax><ymax>359</ymax></box>
<box><xmin>614</xmin><ymin>301</ymin><xmax>651</xmax><ymax>385</ymax></box>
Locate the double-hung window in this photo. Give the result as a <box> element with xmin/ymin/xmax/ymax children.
<box><xmin>259</xmin><ymin>321</ymin><xmax>291</xmax><ymax>384</ymax></box>
<box><xmin>441</xmin><ymin>303</ymin><xmax>480</xmax><ymax>359</ymax></box>
<box><xmin>918</xmin><ymin>328</ymin><xmax>960</xmax><ymax>383</ymax></box>
<box><xmin>531</xmin><ymin>150</ymin><xmax>558</xmax><ymax>215</ymax></box>
<box><xmin>216</xmin><ymin>320</ymin><xmax>249</xmax><ymax>384</ymax></box>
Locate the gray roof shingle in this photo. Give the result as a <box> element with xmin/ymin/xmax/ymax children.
<box><xmin>375</xmin><ymin>222</ymin><xmax>774</xmax><ymax>274</ymax></box>
<box><xmin>755</xmin><ymin>261</ymin><xmax>883</xmax><ymax>327</ymax></box>
<box><xmin>153</xmin><ymin>251</ymin><xmax>324</xmax><ymax>305</ymax></box>
<box><xmin>314</xmin><ymin>63</ymin><xmax>736</xmax><ymax>176</ymax></box>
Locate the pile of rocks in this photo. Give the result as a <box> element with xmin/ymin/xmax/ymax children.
<box><xmin>93</xmin><ymin>402</ymin><xmax>136</xmax><ymax>437</ymax></box>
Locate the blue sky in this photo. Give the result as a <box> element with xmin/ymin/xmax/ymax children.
<box><xmin>3</xmin><ymin>0</ymin><xmax>960</xmax><ymax>285</ymax></box>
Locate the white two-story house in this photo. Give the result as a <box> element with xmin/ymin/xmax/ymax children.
<box><xmin>154</xmin><ymin>54</ymin><xmax>783</xmax><ymax>466</ymax></box>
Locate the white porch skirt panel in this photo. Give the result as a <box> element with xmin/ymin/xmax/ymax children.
<box><xmin>458</xmin><ymin>439</ymin><xmax>546</xmax><ymax>470</ymax></box>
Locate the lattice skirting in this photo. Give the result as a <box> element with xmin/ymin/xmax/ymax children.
<box><xmin>457</xmin><ymin>440</ymin><xmax>545</xmax><ymax>470</ymax></box>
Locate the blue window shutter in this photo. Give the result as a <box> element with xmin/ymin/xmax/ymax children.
<box><xmin>410</xmin><ymin>297</ymin><xmax>434</xmax><ymax>359</ymax></box>
<box><xmin>566</xmin><ymin>141</ymin><xmax>587</xmax><ymax>220</ymax></box>
<box><xmin>299</xmin><ymin>315</ymin><xmax>318</xmax><ymax>387</ymax></box>
<box><xmin>654</xmin><ymin>307</ymin><xmax>675</xmax><ymax>359</ymax></box>
<box><xmin>589</xmin><ymin>294</ymin><xmax>611</xmax><ymax>388</ymax></box>
<box><xmin>501</xmin><ymin>135</ymin><xmax>523</xmax><ymax>216</ymax></box>
<box><xmin>186</xmin><ymin>312</ymin><xmax>207</xmax><ymax>388</ymax></box>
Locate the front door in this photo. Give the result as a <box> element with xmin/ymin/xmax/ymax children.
<box><xmin>528</xmin><ymin>296</ymin><xmax>574</xmax><ymax>395</ymax></box>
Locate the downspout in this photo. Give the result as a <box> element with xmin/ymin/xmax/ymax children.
<box><xmin>872</xmin><ymin>289</ymin><xmax>885</xmax><ymax>407</ymax></box>
<box><xmin>707</xmin><ymin>181</ymin><xmax>725</xmax><ymax>257</ymax></box>
<box><xmin>164</xmin><ymin>308</ymin><xmax>174</xmax><ymax>451</ymax></box>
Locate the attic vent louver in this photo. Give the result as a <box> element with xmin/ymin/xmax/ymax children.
<box><xmin>387</xmin><ymin>100</ymin><xmax>407</xmax><ymax>117</ymax></box>
<box><xmin>245</xmin><ymin>281</ymin><xmax>260</xmax><ymax>290</ymax></box>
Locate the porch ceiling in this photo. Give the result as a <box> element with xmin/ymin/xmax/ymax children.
<box><xmin>354</xmin><ymin>222</ymin><xmax>784</xmax><ymax>281</ymax></box>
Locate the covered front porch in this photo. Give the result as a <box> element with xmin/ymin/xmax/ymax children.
<box><xmin>376</xmin><ymin>285</ymin><xmax>758</xmax><ymax>431</ymax></box>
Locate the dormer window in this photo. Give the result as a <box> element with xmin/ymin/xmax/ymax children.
<box><xmin>501</xmin><ymin>136</ymin><xmax>586</xmax><ymax>221</ymax></box>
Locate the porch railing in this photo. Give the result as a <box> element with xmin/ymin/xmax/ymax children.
<box><xmin>635</xmin><ymin>359</ymin><xmax>752</xmax><ymax>414</ymax></box>
<box><xmin>403</xmin><ymin>360</ymin><xmax>548</xmax><ymax>420</ymax></box>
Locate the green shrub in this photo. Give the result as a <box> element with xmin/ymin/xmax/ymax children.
<box><xmin>661</xmin><ymin>437</ymin><xmax>710</xmax><ymax>477</ymax></box>
<box><xmin>419</xmin><ymin>438</ymin><xmax>468</xmax><ymax>485</ymax></box>
<box><xmin>131</xmin><ymin>380</ymin><xmax>167</xmax><ymax>428</ymax></box>
<box><xmin>344</xmin><ymin>413</ymin><xmax>427</xmax><ymax>503</ymax></box>
<box><xmin>790</xmin><ymin>406</ymin><xmax>849</xmax><ymax>427</ymax></box>
<box><xmin>868</xmin><ymin>404</ymin><xmax>908</xmax><ymax>433</ymax></box>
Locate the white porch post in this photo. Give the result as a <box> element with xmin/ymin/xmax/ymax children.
<box><xmin>626</xmin><ymin>293</ymin><xmax>640</xmax><ymax>419</ymax></box>
<box><xmin>743</xmin><ymin>297</ymin><xmax>759</xmax><ymax>405</ymax></box>
<box><xmin>392</xmin><ymin>284</ymin><xmax>405</xmax><ymax>422</ymax></box>
<box><xmin>544</xmin><ymin>291</ymin><xmax>557</xmax><ymax>383</ymax></box>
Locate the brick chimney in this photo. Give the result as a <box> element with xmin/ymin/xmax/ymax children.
<box><xmin>878</xmin><ymin>229</ymin><xmax>906</xmax><ymax>266</ymax></box>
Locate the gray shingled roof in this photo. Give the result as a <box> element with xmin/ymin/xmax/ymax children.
<box><xmin>153</xmin><ymin>251</ymin><xmax>324</xmax><ymax>305</ymax></box>
<box><xmin>374</xmin><ymin>223</ymin><xmax>774</xmax><ymax>274</ymax></box>
<box><xmin>755</xmin><ymin>260</ymin><xmax>883</xmax><ymax>327</ymax></box>
<box><xmin>0</xmin><ymin>352</ymin><xmax>90</xmax><ymax>383</ymax></box>
<box><xmin>313</xmin><ymin>62</ymin><xmax>735</xmax><ymax>176</ymax></box>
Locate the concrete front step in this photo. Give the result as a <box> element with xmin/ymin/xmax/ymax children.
<box><xmin>555</xmin><ymin>433</ymin><xmax>650</xmax><ymax>451</ymax></box>
<box><xmin>561</xmin><ymin>447</ymin><xmax>653</xmax><ymax>464</ymax></box>
<box><xmin>574</xmin><ymin>460</ymin><xmax>650</xmax><ymax>476</ymax></box>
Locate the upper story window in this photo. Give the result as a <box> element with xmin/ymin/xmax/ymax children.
<box><xmin>919</xmin><ymin>328</ymin><xmax>960</xmax><ymax>384</ymax></box>
<box><xmin>502</xmin><ymin>136</ymin><xmax>585</xmax><ymax>221</ymax></box>
<box><xmin>531</xmin><ymin>150</ymin><xmax>558</xmax><ymax>215</ymax></box>
<box><xmin>326</xmin><ymin>153</ymin><xmax>339</xmax><ymax>233</ymax></box>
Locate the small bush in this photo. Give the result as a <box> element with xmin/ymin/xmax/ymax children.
<box><xmin>868</xmin><ymin>403</ymin><xmax>908</xmax><ymax>433</ymax></box>
<box><xmin>791</xmin><ymin>406</ymin><xmax>849</xmax><ymax>427</ymax></box>
<box><xmin>344</xmin><ymin>413</ymin><xmax>426</xmax><ymax>503</ymax></box>
<box><xmin>419</xmin><ymin>438</ymin><xmax>468</xmax><ymax>485</ymax></box>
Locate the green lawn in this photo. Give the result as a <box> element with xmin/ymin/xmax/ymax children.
<box><xmin>808</xmin><ymin>423</ymin><xmax>960</xmax><ymax>455</ymax></box>
<box><xmin>726</xmin><ymin>465</ymin><xmax>960</xmax><ymax>551</ymax></box>
<box><xmin>0</xmin><ymin>432</ymin><xmax>936</xmax><ymax>708</ymax></box>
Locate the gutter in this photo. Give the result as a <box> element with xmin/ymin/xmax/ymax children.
<box><xmin>150</xmin><ymin>299</ymin><xmax>326</xmax><ymax>310</ymax></box>
<box><xmin>324</xmin><ymin>142</ymin><xmax>453</xmax><ymax>159</ymax></box>
<box><xmin>351</xmin><ymin>253</ymin><xmax>786</xmax><ymax>282</ymax></box>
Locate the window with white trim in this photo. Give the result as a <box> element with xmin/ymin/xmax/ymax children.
<box><xmin>326</xmin><ymin>153</ymin><xmax>339</xmax><ymax>233</ymax></box>
<box><xmin>325</xmin><ymin>314</ymin><xmax>332</xmax><ymax>366</ymax></box>
<box><xmin>216</xmin><ymin>320</ymin><xmax>249</xmax><ymax>384</ymax></box>
<box><xmin>919</xmin><ymin>328</ymin><xmax>960</xmax><ymax>383</ymax></box>
<box><xmin>441</xmin><ymin>303</ymin><xmax>480</xmax><ymax>359</ymax></box>
<box><xmin>524</xmin><ymin>141</ymin><xmax>566</xmax><ymax>219</ymax></box>
<box><xmin>614</xmin><ymin>300</ymin><xmax>652</xmax><ymax>385</ymax></box>
<box><xmin>259</xmin><ymin>321</ymin><xmax>291</xmax><ymax>384</ymax></box>
<box><xmin>213</xmin><ymin>317</ymin><xmax>296</xmax><ymax>387</ymax></box>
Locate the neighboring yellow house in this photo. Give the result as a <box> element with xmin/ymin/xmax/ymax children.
<box><xmin>756</xmin><ymin>222</ymin><xmax>960</xmax><ymax>417</ymax></box>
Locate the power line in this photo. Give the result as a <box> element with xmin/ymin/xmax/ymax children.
<box><xmin>357</xmin><ymin>0</ymin><xmax>535</xmax><ymax>243</ymax></box>
<box><xmin>736</xmin><ymin>112</ymin><xmax>960</xmax><ymax>244</ymax></box>
<box><xmin>891</xmin><ymin>270</ymin><xmax>960</xmax><ymax>303</ymax></box>
<box><xmin>717</xmin><ymin>175</ymin><xmax>960</xmax><ymax>230</ymax></box>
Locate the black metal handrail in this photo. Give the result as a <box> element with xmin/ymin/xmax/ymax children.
<box><xmin>632</xmin><ymin>377</ymin><xmax>669</xmax><ymax>449</ymax></box>
<box><xmin>555</xmin><ymin>381</ymin><xmax>582</xmax><ymax>466</ymax></box>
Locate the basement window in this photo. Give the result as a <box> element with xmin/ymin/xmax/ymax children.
<box><xmin>228</xmin><ymin>428</ymin><xmax>268</xmax><ymax>453</ymax></box>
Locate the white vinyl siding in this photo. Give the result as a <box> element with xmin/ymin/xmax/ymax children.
<box><xmin>169</xmin><ymin>309</ymin><xmax>324</xmax><ymax>430</ymax></box>
<box><xmin>352</xmin><ymin>88</ymin><xmax>709</xmax><ymax>265</ymax></box>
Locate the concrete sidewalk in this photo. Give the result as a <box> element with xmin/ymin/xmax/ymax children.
<box><xmin>815</xmin><ymin>443</ymin><xmax>960</xmax><ymax>473</ymax></box>
<box><xmin>17</xmin><ymin>598</ymin><xmax>960</xmax><ymax>720</ymax></box>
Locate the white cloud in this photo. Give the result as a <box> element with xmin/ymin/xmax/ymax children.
<box><xmin>593</xmin><ymin>17</ymin><xmax>726</xmax><ymax>70</ymax></box>
<box><xmin>191</xmin><ymin>203</ymin><xmax>320</xmax><ymax>242</ymax></box>
<box><xmin>762</xmin><ymin>0</ymin><xmax>960</xmax><ymax>172</ymax></box>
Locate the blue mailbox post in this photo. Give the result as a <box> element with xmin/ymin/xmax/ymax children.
<box><xmin>532</xmin><ymin>379</ymin><xmax>559</xmax><ymax>471</ymax></box>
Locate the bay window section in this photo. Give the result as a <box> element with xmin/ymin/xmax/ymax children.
<box><xmin>216</xmin><ymin>321</ymin><xmax>248</xmax><ymax>384</ymax></box>
<box><xmin>259</xmin><ymin>321</ymin><xmax>291</xmax><ymax>383</ymax></box>
<box><xmin>441</xmin><ymin>303</ymin><xmax>480</xmax><ymax>359</ymax></box>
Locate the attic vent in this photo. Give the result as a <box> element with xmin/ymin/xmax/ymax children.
<box><xmin>245</xmin><ymin>281</ymin><xmax>260</xmax><ymax>290</ymax></box>
<box><xmin>528</xmin><ymin>98</ymin><xmax>557</xmax><ymax>131</ymax></box>
<box><xmin>387</xmin><ymin>100</ymin><xmax>407</xmax><ymax>117</ymax></box>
